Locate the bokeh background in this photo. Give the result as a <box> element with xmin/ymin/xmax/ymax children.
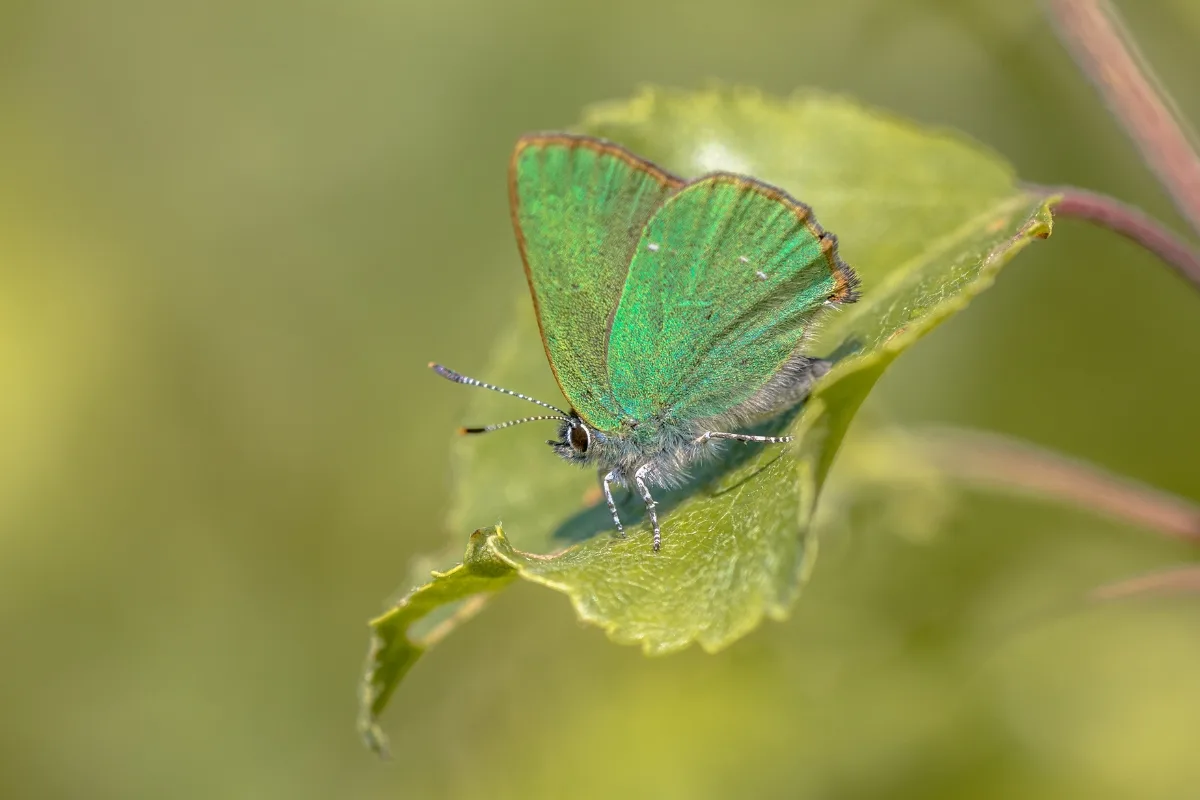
<box><xmin>3</xmin><ymin>0</ymin><xmax>1200</xmax><ymax>797</ymax></box>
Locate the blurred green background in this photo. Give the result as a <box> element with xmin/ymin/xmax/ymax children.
<box><xmin>3</xmin><ymin>0</ymin><xmax>1200</xmax><ymax>797</ymax></box>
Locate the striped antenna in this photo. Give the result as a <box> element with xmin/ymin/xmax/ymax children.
<box><xmin>429</xmin><ymin>362</ymin><xmax>571</xmax><ymax>434</ymax></box>
<box><xmin>459</xmin><ymin>415</ymin><xmax>569</xmax><ymax>435</ymax></box>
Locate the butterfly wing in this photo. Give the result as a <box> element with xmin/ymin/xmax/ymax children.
<box><xmin>510</xmin><ymin>134</ymin><xmax>684</xmax><ymax>430</ymax></box>
<box><xmin>607</xmin><ymin>174</ymin><xmax>858</xmax><ymax>423</ymax></box>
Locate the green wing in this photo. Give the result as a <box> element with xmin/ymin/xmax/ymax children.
<box><xmin>510</xmin><ymin>134</ymin><xmax>683</xmax><ymax>430</ymax></box>
<box><xmin>607</xmin><ymin>174</ymin><xmax>858</xmax><ymax>422</ymax></box>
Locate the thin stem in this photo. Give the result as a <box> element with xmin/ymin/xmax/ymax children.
<box><xmin>1034</xmin><ymin>184</ymin><xmax>1200</xmax><ymax>291</ymax></box>
<box><xmin>1091</xmin><ymin>566</ymin><xmax>1200</xmax><ymax>600</ymax></box>
<box><xmin>1046</xmin><ymin>0</ymin><xmax>1200</xmax><ymax>237</ymax></box>
<box><xmin>912</xmin><ymin>425</ymin><xmax>1200</xmax><ymax>544</ymax></box>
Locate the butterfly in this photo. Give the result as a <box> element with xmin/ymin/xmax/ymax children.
<box><xmin>431</xmin><ymin>133</ymin><xmax>859</xmax><ymax>551</ymax></box>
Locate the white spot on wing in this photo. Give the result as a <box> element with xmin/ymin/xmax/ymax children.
<box><xmin>756</xmin><ymin>270</ymin><xmax>768</xmax><ymax>280</ymax></box>
<box><xmin>647</xmin><ymin>242</ymin><xmax>660</xmax><ymax>252</ymax></box>
<box><xmin>738</xmin><ymin>255</ymin><xmax>749</xmax><ymax>264</ymax></box>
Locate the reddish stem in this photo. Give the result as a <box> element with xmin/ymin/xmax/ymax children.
<box><xmin>914</xmin><ymin>426</ymin><xmax>1200</xmax><ymax>544</ymax></box>
<box><xmin>1038</xmin><ymin>185</ymin><xmax>1200</xmax><ymax>291</ymax></box>
<box><xmin>1047</xmin><ymin>0</ymin><xmax>1200</xmax><ymax>238</ymax></box>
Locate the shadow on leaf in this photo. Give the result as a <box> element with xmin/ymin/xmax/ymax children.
<box><xmin>551</xmin><ymin>405</ymin><xmax>803</xmax><ymax>545</ymax></box>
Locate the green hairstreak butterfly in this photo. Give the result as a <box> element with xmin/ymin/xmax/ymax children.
<box><xmin>432</xmin><ymin>133</ymin><xmax>859</xmax><ymax>551</ymax></box>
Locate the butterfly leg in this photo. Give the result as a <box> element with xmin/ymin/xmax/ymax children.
<box><xmin>695</xmin><ymin>431</ymin><xmax>793</xmax><ymax>445</ymax></box>
<box><xmin>601</xmin><ymin>470</ymin><xmax>625</xmax><ymax>539</ymax></box>
<box><xmin>633</xmin><ymin>464</ymin><xmax>661</xmax><ymax>552</ymax></box>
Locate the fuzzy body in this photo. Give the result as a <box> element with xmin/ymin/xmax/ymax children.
<box><xmin>552</xmin><ymin>412</ymin><xmax>710</xmax><ymax>491</ymax></box>
<box><xmin>549</xmin><ymin>353</ymin><xmax>831</xmax><ymax>493</ymax></box>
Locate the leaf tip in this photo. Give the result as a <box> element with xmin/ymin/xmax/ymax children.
<box><xmin>357</xmin><ymin>632</ymin><xmax>393</xmax><ymax>758</ymax></box>
<box><xmin>357</xmin><ymin>712</ymin><xmax>392</xmax><ymax>759</ymax></box>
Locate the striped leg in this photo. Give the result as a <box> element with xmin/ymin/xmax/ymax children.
<box><xmin>695</xmin><ymin>431</ymin><xmax>793</xmax><ymax>445</ymax></box>
<box><xmin>602</xmin><ymin>470</ymin><xmax>625</xmax><ymax>538</ymax></box>
<box><xmin>633</xmin><ymin>464</ymin><xmax>661</xmax><ymax>552</ymax></box>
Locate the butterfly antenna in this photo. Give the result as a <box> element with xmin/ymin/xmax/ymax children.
<box><xmin>429</xmin><ymin>363</ymin><xmax>572</xmax><ymax>436</ymax></box>
<box><xmin>459</xmin><ymin>415</ymin><xmax>570</xmax><ymax>435</ymax></box>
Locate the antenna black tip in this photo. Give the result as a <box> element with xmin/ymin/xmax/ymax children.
<box><xmin>459</xmin><ymin>427</ymin><xmax>487</xmax><ymax>435</ymax></box>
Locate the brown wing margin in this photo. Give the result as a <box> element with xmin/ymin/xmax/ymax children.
<box><xmin>689</xmin><ymin>171</ymin><xmax>860</xmax><ymax>305</ymax></box>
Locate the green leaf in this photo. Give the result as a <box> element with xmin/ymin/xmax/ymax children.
<box><xmin>358</xmin><ymin>527</ymin><xmax>517</xmax><ymax>756</ymax></box>
<box><xmin>359</xmin><ymin>86</ymin><xmax>1055</xmax><ymax>751</ymax></box>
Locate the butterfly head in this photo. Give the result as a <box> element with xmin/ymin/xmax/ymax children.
<box><xmin>548</xmin><ymin>411</ymin><xmax>608</xmax><ymax>465</ymax></box>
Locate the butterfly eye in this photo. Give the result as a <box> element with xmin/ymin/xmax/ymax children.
<box><xmin>568</xmin><ymin>423</ymin><xmax>590</xmax><ymax>454</ymax></box>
